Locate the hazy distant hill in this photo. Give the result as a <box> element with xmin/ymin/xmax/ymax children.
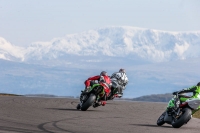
<box><xmin>132</xmin><ymin>93</ymin><xmax>173</xmax><ymax>102</ymax></box>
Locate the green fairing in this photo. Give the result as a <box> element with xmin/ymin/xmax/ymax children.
<box><xmin>167</xmin><ymin>99</ymin><xmax>175</xmax><ymax>108</ymax></box>
<box><xmin>180</xmin><ymin>97</ymin><xmax>189</xmax><ymax>102</ymax></box>
<box><xmin>90</xmin><ymin>84</ymin><xmax>105</xmax><ymax>96</ymax></box>
<box><xmin>180</xmin><ymin>85</ymin><xmax>200</xmax><ymax>112</ymax></box>
<box><xmin>90</xmin><ymin>84</ymin><xmax>100</xmax><ymax>91</ymax></box>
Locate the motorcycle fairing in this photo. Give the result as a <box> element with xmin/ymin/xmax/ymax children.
<box><xmin>186</xmin><ymin>98</ymin><xmax>200</xmax><ymax>109</ymax></box>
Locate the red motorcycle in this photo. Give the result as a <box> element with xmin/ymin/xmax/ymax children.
<box><xmin>77</xmin><ymin>76</ymin><xmax>111</xmax><ymax>111</ymax></box>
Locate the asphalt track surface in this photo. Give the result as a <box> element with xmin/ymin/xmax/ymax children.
<box><xmin>0</xmin><ymin>96</ymin><xmax>200</xmax><ymax>133</ymax></box>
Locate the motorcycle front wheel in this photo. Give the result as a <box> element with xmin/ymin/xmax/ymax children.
<box><xmin>81</xmin><ymin>94</ymin><xmax>96</xmax><ymax>111</ymax></box>
<box><xmin>172</xmin><ymin>108</ymin><xmax>192</xmax><ymax>128</ymax></box>
<box><xmin>157</xmin><ymin>111</ymin><xmax>166</xmax><ymax>126</ymax></box>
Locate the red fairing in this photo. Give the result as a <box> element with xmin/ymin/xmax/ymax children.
<box><xmin>104</xmin><ymin>76</ymin><xmax>111</xmax><ymax>95</ymax></box>
<box><xmin>100</xmin><ymin>82</ymin><xmax>111</xmax><ymax>96</ymax></box>
<box><xmin>103</xmin><ymin>76</ymin><xmax>111</xmax><ymax>84</ymax></box>
<box><xmin>179</xmin><ymin>102</ymin><xmax>188</xmax><ymax>108</ymax></box>
<box><xmin>105</xmin><ymin>88</ymin><xmax>111</xmax><ymax>97</ymax></box>
<box><xmin>100</xmin><ymin>75</ymin><xmax>111</xmax><ymax>96</ymax></box>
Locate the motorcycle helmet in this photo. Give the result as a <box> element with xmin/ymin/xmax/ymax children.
<box><xmin>119</xmin><ymin>68</ymin><xmax>126</xmax><ymax>73</ymax></box>
<box><xmin>197</xmin><ymin>82</ymin><xmax>200</xmax><ymax>86</ymax></box>
<box><xmin>100</xmin><ymin>71</ymin><xmax>108</xmax><ymax>76</ymax></box>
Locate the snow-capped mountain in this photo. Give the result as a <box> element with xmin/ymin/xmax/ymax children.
<box><xmin>0</xmin><ymin>37</ymin><xmax>26</xmax><ymax>61</ymax></box>
<box><xmin>0</xmin><ymin>26</ymin><xmax>200</xmax><ymax>98</ymax></box>
<box><xmin>1</xmin><ymin>26</ymin><xmax>200</xmax><ymax>63</ymax></box>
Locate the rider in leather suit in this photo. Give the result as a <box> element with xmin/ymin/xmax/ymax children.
<box><xmin>173</xmin><ymin>82</ymin><xmax>200</xmax><ymax>102</ymax></box>
<box><xmin>172</xmin><ymin>82</ymin><xmax>200</xmax><ymax>113</ymax></box>
<box><xmin>110</xmin><ymin>68</ymin><xmax>128</xmax><ymax>98</ymax></box>
<box><xmin>84</xmin><ymin>71</ymin><xmax>110</xmax><ymax>92</ymax></box>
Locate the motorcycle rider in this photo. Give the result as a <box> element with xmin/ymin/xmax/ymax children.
<box><xmin>80</xmin><ymin>71</ymin><xmax>111</xmax><ymax>107</ymax></box>
<box><xmin>173</xmin><ymin>82</ymin><xmax>200</xmax><ymax>101</ymax></box>
<box><xmin>84</xmin><ymin>71</ymin><xmax>110</xmax><ymax>92</ymax></box>
<box><xmin>172</xmin><ymin>82</ymin><xmax>200</xmax><ymax>113</ymax></box>
<box><xmin>109</xmin><ymin>68</ymin><xmax>128</xmax><ymax>98</ymax></box>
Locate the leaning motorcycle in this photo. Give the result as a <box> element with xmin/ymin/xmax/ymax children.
<box><xmin>76</xmin><ymin>79</ymin><xmax>111</xmax><ymax>111</ymax></box>
<box><xmin>107</xmin><ymin>80</ymin><xmax>123</xmax><ymax>100</ymax></box>
<box><xmin>157</xmin><ymin>92</ymin><xmax>200</xmax><ymax>128</ymax></box>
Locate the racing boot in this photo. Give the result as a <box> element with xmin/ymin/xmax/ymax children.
<box><xmin>93</xmin><ymin>100</ymin><xmax>106</xmax><ymax>107</ymax></box>
<box><xmin>76</xmin><ymin>103</ymin><xmax>81</xmax><ymax>110</ymax></box>
<box><xmin>116</xmin><ymin>93</ymin><xmax>123</xmax><ymax>98</ymax></box>
<box><xmin>101</xmin><ymin>101</ymin><xmax>106</xmax><ymax>106</ymax></box>
<box><xmin>93</xmin><ymin>101</ymin><xmax>101</xmax><ymax>108</ymax></box>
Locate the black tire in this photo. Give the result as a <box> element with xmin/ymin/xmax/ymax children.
<box><xmin>172</xmin><ymin>108</ymin><xmax>192</xmax><ymax>128</ymax></box>
<box><xmin>76</xmin><ymin>103</ymin><xmax>81</xmax><ymax>110</ymax></box>
<box><xmin>157</xmin><ymin>111</ymin><xmax>166</xmax><ymax>126</ymax></box>
<box><xmin>107</xmin><ymin>91</ymin><xmax>113</xmax><ymax>100</ymax></box>
<box><xmin>81</xmin><ymin>94</ymin><xmax>96</xmax><ymax>111</ymax></box>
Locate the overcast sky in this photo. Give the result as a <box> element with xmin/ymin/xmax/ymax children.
<box><xmin>0</xmin><ymin>0</ymin><xmax>200</xmax><ymax>46</ymax></box>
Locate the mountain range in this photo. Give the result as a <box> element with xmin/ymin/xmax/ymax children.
<box><xmin>0</xmin><ymin>26</ymin><xmax>200</xmax><ymax>98</ymax></box>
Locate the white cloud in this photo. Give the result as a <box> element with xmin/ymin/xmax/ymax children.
<box><xmin>0</xmin><ymin>53</ymin><xmax>7</xmax><ymax>60</ymax></box>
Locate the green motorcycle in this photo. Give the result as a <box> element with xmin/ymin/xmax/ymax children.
<box><xmin>157</xmin><ymin>92</ymin><xmax>200</xmax><ymax>128</ymax></box>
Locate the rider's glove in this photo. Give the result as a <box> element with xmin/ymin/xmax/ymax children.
<box><xmin>172</xmin><ymin>91</ymin><xmax>178</xmax><ymax>95</ymax></box>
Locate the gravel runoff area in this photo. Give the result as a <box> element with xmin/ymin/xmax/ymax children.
<box><xmin>0</xmin><ymin>96</ymin><xmax>199</xmax><ymax>133</ymax></box>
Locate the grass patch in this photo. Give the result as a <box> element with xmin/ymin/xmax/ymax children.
<box><xmin>0</xmin><ymin>93</ymin><xmax>22</xmax><ymax>96</ymax></box>
<box><xmin>193</xmin><ymin>110</ymin><xmax>200</xmax><ymax>119</ymax></box>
